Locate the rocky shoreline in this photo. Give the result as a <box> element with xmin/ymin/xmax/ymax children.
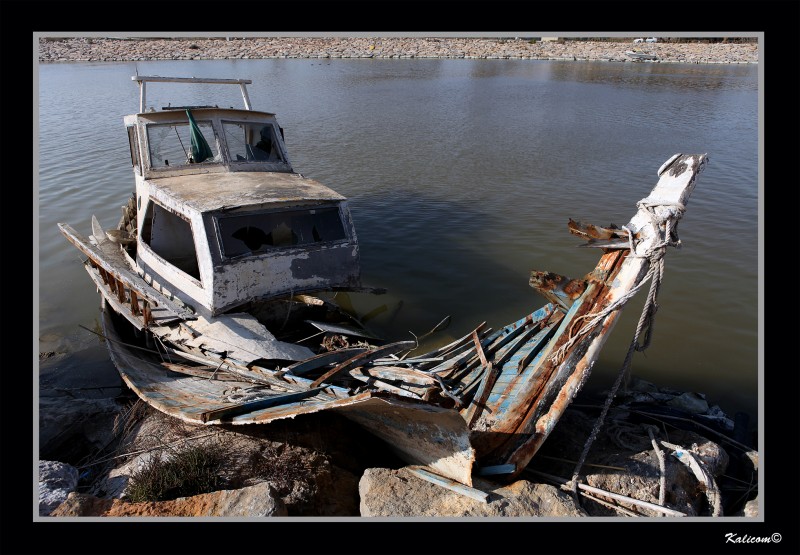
<box><xmin>38</xmin><ymin>37</ymin><xmax>759</xmax><ymax>65</ymax></box>
<box><xmin>39</xmin><ymin>347</ymin><xmax>759</xmax><ymax>518</ymax></box>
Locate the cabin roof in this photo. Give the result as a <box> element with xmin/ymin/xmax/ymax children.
<box><xmin>151</xmin><ymin>171</ymin><xmax>347</xmax><ymax>214</ymax></box>
<box><xmin>125</xmin><ymin>107</ymin><xmax>275</xmax><ymax>125</ymax></box>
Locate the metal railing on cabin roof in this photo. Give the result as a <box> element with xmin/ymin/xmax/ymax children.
<box><xmin>132</xmin><ymin>75</ymin><xmax>254</xmax><ymax>113</ymax></box>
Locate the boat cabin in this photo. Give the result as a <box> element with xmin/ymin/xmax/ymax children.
<box><xmin>121</xmin><ymin>77</ymin><xmax>362</xmax><ymax>317</ymax></box>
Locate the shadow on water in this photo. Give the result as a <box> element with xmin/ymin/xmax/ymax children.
<box><xmin>39</xmin><ymin>343</ymin><xmax>123</xmax><ymax>399</ymax></box>
<box><xmin>346</xmin><ymin>187</ymin><xmax>562</xmax><ymax>345</ymax></box>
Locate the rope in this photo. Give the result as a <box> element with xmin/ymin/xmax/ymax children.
<box><xmin>551</xmin><ymin>201</ymin><xmax>685</xmax><ymax>367</ymax></box>
<box><xmin>566</xmin><ymin>200</ymin><xmax>684</xmax><ymax>503</ymax></box>
<box><xmin>606</xmin><ymin>420</ymin><xmax>651</xmax><ymax>451</ymax></box>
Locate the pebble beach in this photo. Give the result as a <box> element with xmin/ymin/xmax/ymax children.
<box><xmin>38</xmin><ymin>37</ymin><xmax>759</xmax><ymax>64</ymax></box>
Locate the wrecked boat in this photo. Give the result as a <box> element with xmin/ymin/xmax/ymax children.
<box><xmin>58</xmin><ymin>75</ymin><xmax>708</xmax><ymax>487</ymax></box>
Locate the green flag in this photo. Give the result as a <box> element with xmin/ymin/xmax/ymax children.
<box><xmin>186</xmin><ymin>110</ymin><xmax>213</xmax><ymax>163</ymax></box>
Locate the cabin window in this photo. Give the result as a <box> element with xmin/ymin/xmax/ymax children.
<box><xmin>222</xmin><ymin>121</ymin><xmax>286</xmax><ymax>164</ymax></box>
<box><xmin>140</xmin><ymin>200</ymin><xmax>201</xmax><ymax>280</ymax></box>
<box><xmin>146</xmin><ymin>121</ymin><xmax>221</xmax><ymax>168</ymax></box>
<box><xmin>127</xmin><ymin>126</ymin><xmax>141</xmax><ymax>173</ymax></box>
<box><xmin>216</xmin><ymin>206</ymin><xmax>347</xmax><ymax>259</ymax></box>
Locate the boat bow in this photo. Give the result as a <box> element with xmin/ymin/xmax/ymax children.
<box><xmin>470</xmin><ymin>153</ymin><xmax>708</xmax><ymax>477</ymax></box>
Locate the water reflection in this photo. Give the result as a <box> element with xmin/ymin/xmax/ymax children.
<box><xmin>548</xmin><ymin>60</ymin><xmax>758</xmax><ymax>91</ymax></box>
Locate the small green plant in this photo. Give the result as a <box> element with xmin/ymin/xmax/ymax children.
<box><xmin>126</xmin><ymin>443</ymin><xmax>226</xmax><ymax>502</ymax></box>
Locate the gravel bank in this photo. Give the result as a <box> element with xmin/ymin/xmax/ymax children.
<box><xmin>38</xmin><ymin>37</ymin><xmax>758</xmax><ymax>65</ymax></box>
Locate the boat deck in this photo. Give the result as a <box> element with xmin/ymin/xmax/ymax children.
<box><xmin>58</xmin><ymin>223</ymin><xmax>194</xmax><ymax>329</ymax></box>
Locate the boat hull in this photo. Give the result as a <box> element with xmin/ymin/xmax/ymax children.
<box><xmin>100</xmin><ymin>299</ymin><xmax>477</xmax><ymax>484</ymax></box>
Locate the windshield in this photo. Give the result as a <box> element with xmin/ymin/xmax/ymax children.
<box><xmin>222</xmin><ymin>121</ymin><xmax>286</xmax><ymax>164</ymax></box>
<box><xmin>146</xmin><ymin>120</ymin><xmax>221</xmax><ymax>168</ymax></box>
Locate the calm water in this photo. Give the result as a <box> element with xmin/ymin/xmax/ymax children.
<box><xmin>37</xmin><ymin>59</ymin><xmax>759</xmax><ymax>423</ymax></box>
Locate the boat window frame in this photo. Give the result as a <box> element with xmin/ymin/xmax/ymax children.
<box><xmin>139</xmin><ymin>198</ymin><xmax>204</xmax><ymax>285</ymax></box>
<box><xmin>219</xmin><ymin>119</ymin><xmax>291</xmax><ymax>171</ymax></box>
<box><xmin>211</xmin><ymin>203</ymin><xmax>351</xmax><ymax>262</ymax></box>
<box><xmin>126</xmin><ymin>125</ymin><xmax>142</xmax><ymax>175</ymax></box>
<box><xmin>143</xmin><ymin>117</ymin><xmax>225</xmax><ymax>172</ymax></box>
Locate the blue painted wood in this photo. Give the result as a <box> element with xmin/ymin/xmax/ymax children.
<box><xmin>310</xmin><ymin>340</ymin><xmax>416</xmax><ymax>388</ymax></box>
<box><xmin>285</xmin><ymin>348</ymin><xmax>368</xmax><ymax>376</ymax></box>
<box><xmin>483</xmin><ymin>323</ymin><xmax>561</xmax><ymax>413</ymax></box>
<box><xmin>483</xmin><ymin>282</ymin><xmax>600</xmax><ymax>418</ymax></box>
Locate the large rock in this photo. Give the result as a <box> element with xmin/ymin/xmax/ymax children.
<box><xmin>39</xmin><ymin>460</ymin><xmax>80</xmax><ymax>516</ymax></box>
<box><xmin>359</xmin><ymin>467</ymin><xmax>586</xmax><ymax>517</ymax></box>
<box><xmin>51</xmin><ymin>481</ymin><xmax>287</xmax><ymax>517</ymax></box>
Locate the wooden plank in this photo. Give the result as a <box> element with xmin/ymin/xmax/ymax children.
<box><xmin>130</xmin><ymin>290</ymin><xmax>140</xmax><ymax>316</ymax></box>
<box><xmin>305</xmin><ymin>320</ymin><xmax>378</xmax><ymax>340</ymax></box>
<box><xmin>472</xmin><ymin>330</ymin><xmax>489</xmax><ymax>368</ymax></box>
<box><xmin>449</xmin><ymin>313</ymin><xmax>543</xmax><ymax>384</ymax></box>
<box><xmin>424</xmin><ymin>328</ymin><xmax>495</xmax><ymax>379</ymax></box>
<box><xmin>115</xmin><ymin>277</ymin><xmax>126</xmax><ymax>303</ymax></box>
<box><xmin>516</xmin><ymin>319</ymin><xmax>560</xmax><ymax>373</ymax></box>
<box><xmin>529</xmin><ymin>271</ymin><xmax>587</xmax><ymax>312</ymax></box>
<box><xmin>372</xmin><ymin>357</ymin><xmax>444</xmax><ymax>366</ymax></box>
<box><xmin>348</xmin><ymin>365</ymin><xmax>437</xmax><ymax>386</ymax></box>
<box><xmin>464</xmin><ymin>361</ymin><xmax>497</xmax><ymax>427</ymax></box>
<box><xmin>169</xmin><ymin>347</ymin><xmax>351</xmax><ymax>399</ymax></box>
<box><xmin>310</xmin><ymin>341</ymin><xmax>415</xmax><ymax>388</ymax></box>
<box><xmin>446</xmin><ymin>320</ymin><xmax>531</xmax><ymax>386</ymax></box>
<box><xmin>422</xmin><ymin>328</ymin><xmax>494</xmax><ymax>377</ymax></box>
<box><xmin>528</xmin><ymin>470</ymin><xmax>686</xmax><ymax>517</ymax></box>
<box><xmin>412</xmin><ymin>322</ymin><xmax>487</xmax><ymax>360</ymax></box>
<box><xmin>492</xmin><ymin>320</ymin><xmax>547</xmax><ymax>369</ymax></box>
<box><xmin>161</xmin><ymin>362</ymin><xmax>242</xmax><ymax>382</ymax></box>
<box><xmin>284</xmin><ymin>348</ymin><xmax>369</xmax><ymax>376</ymax></box>
<box><xmin>346</xmin><ymin>371</ymin><xmax>425</xmax><ymax>399</ymax></box>
<box><xmin>58</xmin><ymin>223</ymin><xmax>194</xmax><ymax>320</ymax></box>
<box><xmin>200</xmin><ymin>387</ymin><xmax>327</xmax><ymax>422</ymax></box>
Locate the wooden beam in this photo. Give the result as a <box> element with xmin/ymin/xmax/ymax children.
<box><xmin>309</xmin><ymin>341</ymin><xmax>415</xmax><ymax>388</ymax></box>
<box><xmin>284</xmin><ymin>348</ymin><xmax>369</xmax><ymax>376</ymax></box>
<box><xmin>130</xmin><ymin>290</ymin><xmax>140</xmax><ymax>316</ymax></box>
<box><xmin>200</xmin><ymin>387</ymin><xmax>326</xmax><ymax>422</ymax></box>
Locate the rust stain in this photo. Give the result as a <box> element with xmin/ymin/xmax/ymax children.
<box><xmin>568</xmin><ymin>218</ymin><xmax>622</xmax><ymax>240</ymax></box>
<box><xmin>529</xmin><ymin>271</ymin><xmax>559</xmax><ymax>292</ymax></box>
<box><xmin>529</xmin><ymin>271</ymin><xmax>588</xmax><ymax>310</ymax></box>
<box><xmin>562</xmin><ymin>278</ymin><xmax>586</xmax><ymax>298</ymax></box>
<box><xmin>475</xmin><ymin>250</ymin><xmax>628</xmax><ymax>465</ymax></box>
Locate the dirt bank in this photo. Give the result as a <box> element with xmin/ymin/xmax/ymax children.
<box><xmin>38</xmin><ymin>37</ymin><xmax>758</xmax><ymax>65</ymax></box>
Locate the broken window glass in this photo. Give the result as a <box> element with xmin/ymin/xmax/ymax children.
<box><xmin>216</xmin><ymin>206</ymin><xmax>347</xmax><ymax>259</ymax></box>
<box><xmin>140</xmin><ymin>200</ymin><xmax>201</xmax><ymax>281</ymax></box>
<box><xmin>222</xmin><ymin>121</ymin><xmax>285</xmax><ymax>164</ymax></box>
